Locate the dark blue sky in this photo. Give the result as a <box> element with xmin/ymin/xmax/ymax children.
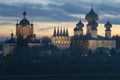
<box><xmin>1</xmin><ymin>0</ymin><xmax>120</xmax><ymax>40</ymax></box>
<box><xmin>0</xmin><ymin>0</ymin><xmax>120</xmax><ymax>24</ymax></box>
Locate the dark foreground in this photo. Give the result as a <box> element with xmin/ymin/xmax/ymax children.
<box><xmin>0</xmin><ymin>74</ymin><xmax>120</xmax><ymax>80</ymax></box>
<box><xmin>1</xmin><ymin>51</ymin><xmax>120</xmax><ymax>80</ymax></box>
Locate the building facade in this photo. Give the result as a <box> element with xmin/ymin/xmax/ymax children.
<box><xmin>51</xmin><ymin>27</ymin><xmax>71</xmax><ymax>49</ymax></box>
<box><xmin>3</xmin><ymin>7</ymin><xmax>116</xmax><ymax>56</ymax></box>
<box><xmin>16</xmin><ymin>11</ymin><xmax>36</xmax><ymax>41</ymax></box>
<box><xmin>3</xmin><ymin>11</ymin><xmax>42</xmax><ymax>56</ymax></box>
<box><xmin>72</xmin><ymin>7</ymin><xmax>116</xmax><ymax>55</ymax></box>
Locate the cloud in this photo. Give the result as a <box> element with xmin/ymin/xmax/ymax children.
<box><xmin>37</xmin><ymin>27</ymin><xmax>54</xmax><ymax>32</ymax></box>
<box><xmin>0</xmin><ymin>0</ymin><xmax>119</xmax><ymax>24</ymax></box>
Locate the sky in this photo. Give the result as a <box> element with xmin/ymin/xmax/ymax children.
<box><xmin>0</xmin><ymin>0</ymin><xmax>120</xmax><ymax>40</ymax></box>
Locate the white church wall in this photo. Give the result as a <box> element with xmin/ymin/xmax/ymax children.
<box><xmin>88</xmin><ymin>40</ymin><xmax>116</xmax><ymax>52</ymax></box>
<box><xmin>74</xmin><ymin>30</ymin><xmax>83</xmax><ymax>36</ymax></box>
<box><xmin>105</xmin><ymin>31</ymin><xmax>111</xmax><ymax>38</ymax></box>
<box><xmin>91</xmin><ymin>30</ymin><xmax>97</xmax><ymax>38</ymax></box>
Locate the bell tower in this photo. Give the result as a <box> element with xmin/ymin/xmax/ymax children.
<box><xmin>104</xmin><ymin>19</ymin><xmax>112</xmax><ymax>38</ymax></box>
<box><xmin>85</xmin><ymin>7</ymin><xmax>98</xmax><ymax>38</ymax></box>
<box><xmin>74</xmin><ymin>20</ymin><xmax>84</xmax><ymax>36</ymax></box>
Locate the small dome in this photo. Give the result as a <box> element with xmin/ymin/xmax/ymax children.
<box><xmin>74</xmin><ymin>27</ymin><xmax>78</xmax><ymax>31</ymax></box>
<box><xmin>85</xmin><ymin>8</ymin><xmax>98</xmax><ymax>21</ymax></box>
<box><xmin>76</xmin><ymin>20</ymin><xmax>84</xmax><ymax>28</ymax></box>
<box><xmin>19</xmin><ymin>11</ymin><xmax>30</xmax><ymax>26</ymax></box>
<box><xmin>23</xmin><ymin>11</ymin><xmax>27</xmax><ymax>16</ymax></box>
<box><xmin>19</xmin><ymin>19</ymin><xmax>30</xmax><ymax>26</ymax></box>
<box><xmin>105</xmin><ymin>20</ymin><xmax>112</xmax><ymax>29</ymax></box>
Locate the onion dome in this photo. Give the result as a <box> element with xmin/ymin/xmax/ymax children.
<box><xmin>19</xmin><ymin>11</ymin><xmax>30</xmax><ymax>26</ymax></box>
<box><xmin>20</xmin><ymin>19</ymin><xmax>30</xmax><ymax>26</ymax></box>
<box><xmin>23</xmin><ymin>11</ymin><xmax>27</xmax><ymax>16</ymax></box>
<box><xmin>104</xmin><ymin>20</ymin><xmax>112</xmax><ymax>30</ymax></box>
<box><xmin>74</xmin><ymin>27</ymin><xmax>78</xmax><ymax>31</ymax></box>
<box><xmin>74</xmin><ymin>20</ymin><xmax>84</xmax><ymax>31</ymax></box>
<box><xmin>85</xmin><ymin>8</ymin><xmax>98</xmax><ymax>21</ymax></box>
<box><xmin>76</xmin><ymin>20</ymin><xmax>84</xmax><ymax>29</ymax></box>
<box><xmin>87</xmin><ymin>21</ymin><xmax>98</xmax><ymax>30</ymax></box>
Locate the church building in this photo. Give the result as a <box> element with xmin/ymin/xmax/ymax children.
<box><xmin>51</xmin><ymin>27</ymin><xmax>71</xmax><ymax>49</ymax></box>
<box><xmin>3</xmin><ymin>11</ymin><xmax>42</xmax><ymax>56</ymax></box>
<box><xmin>72</xmin><ymin>7</ymin><xmax>116</xmax><ymax>55</ymax></box>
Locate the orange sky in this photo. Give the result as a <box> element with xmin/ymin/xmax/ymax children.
<box><xmin>0</xmin><ymin>22</ymin><xmax>120</xmax><ymax>39</ymax></box>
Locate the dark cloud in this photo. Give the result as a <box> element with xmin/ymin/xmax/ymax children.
<box><xmin>0</xmin><ymin>1</ymin><xmax>119</xmax><ymax>24</ymax></box>
<box><xmin>0</xmin><ymin>22</ymin><xmax>14</xmax><ymax>25</ymax></box>
<box><xmin>0</xmin><ymin>3</ymin><xmax>78</xmax><ymax>22</ymax></box>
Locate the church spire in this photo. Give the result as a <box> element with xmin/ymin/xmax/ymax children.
<box><xmin>66</xmin><ymin>28</ymin><xmax>69</xmax><ymax>37</ymax></box>
<box><xmin>63</xmin><ymin>28</ymin><xmax>65</xmax><ymax>36</ymax></box>
<box><xmin>53</xmin><ymin>27</ymin><xmax>56</xmax><ymax>37</ymax></box>
<box><xmin>60</xmin><ymin>27</ymin><xmax>62</xmax><ymax>36</ymax></box>
<box><xmin>57</xmin><ymin>27</ymin><xmax>59</xmax><ymax>36</ymax></box>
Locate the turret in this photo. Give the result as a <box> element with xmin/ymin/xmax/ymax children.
<box><xmin>104</xmin><ymin>19</ymin><xmax>112</xmax><ymax>38</ymax></box>
<box><xmin>23</xmin><ymin>11</ymin><xmax>27</xmax><ymax>19</ymax></box>
<box><xmin>74</xmin><ymin>20</ymin><xmax>84</xmax><ymax>36</ymax></box>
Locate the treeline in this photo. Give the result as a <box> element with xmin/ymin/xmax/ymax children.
<box><xmin>0</xmin><ymin>35</ymin><xmax>120</xmax><ymax>75</ymax></box>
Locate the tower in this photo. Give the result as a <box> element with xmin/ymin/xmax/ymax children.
<box><xmin>104</xmin><ymin>19</ymin><xmax>112</xmax><ymax>38</ymax></box>
<box><xmin>16</xmin><ymin>11</ymin><xmax>34</xmax><ymax>39</ymax></box>
<box><xmin>85</xmin><ymin>7</ymin><xmax>98</xmax><ymax>38</ymax></box>
<box><xmin>74</xmin><ymin>20</ymin><xmax>84</xmax><ymax>36</ymax></box>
